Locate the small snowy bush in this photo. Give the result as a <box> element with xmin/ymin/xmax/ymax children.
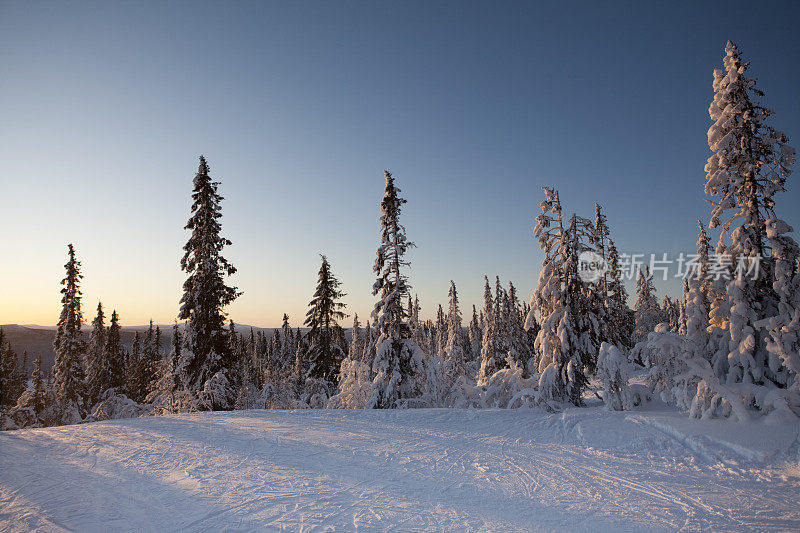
<box><xmin>89</xmin><ymin>394</ymin><xmax>150</xmax><ymax>422</ymax></box>
<box><xmin>596</xmin><ymin>342</ymin><xmax>632</xmax><ymax>411</ymax></box>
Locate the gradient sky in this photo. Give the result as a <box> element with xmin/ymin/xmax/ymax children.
<box><xmin>1</xmin><ymin>1</ymin><xmax>799</xmax><ymax>328</ymax></box>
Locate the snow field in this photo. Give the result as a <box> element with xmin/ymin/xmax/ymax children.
<box><xmin>1</xmin><ymin>406</ymin><xmax>798</xmax><ymax>531</ymax></box>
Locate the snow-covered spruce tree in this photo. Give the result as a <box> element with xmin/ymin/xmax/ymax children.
<box><xmin>362</xmin><ymin>322</ymin><xmax>375</xmax><ymax>363</ymax></box>
<box><xmin>633</xmin><ymin>267</ymin><xmax>662</xmax><ymax>345</ymax></box>
<box><xmin>125</xmin><ymin>331</ymin><xmax>141</xmax><ymax>398</ymax></box>
<box><xmin>84</xmin><ymin>302</ymin><xmax>108</xmax><ymax>406</ymax></box>
<box><xmin>0</xmin><ymin>329</ymin><xmax>24</xmax><ymax>408</ymax></box>
<box><xmin>606</xmin><ymin>238</ymin><xmax>634</xmax><ymax>349</ymax></box>
<box><xmin>467</xmin><ymin>304</ymin><xmax>482</xmax><ymax>364</ymax></box>
<box><xmin>477</xmin><ymin>276</ymin><xmax>506</xmax><ymax>384</ymax></box>
<box><xmin>696</xmin><ymin>220</ymin><xmax>713</xmax><ymax>306</ymax></box>
<box><xmin>129</xmin><ymin>320</ymin><xmax>160</xmax><ymax>403</ymax></box>
<box><xmin>440</xmin><ymin>281</ymin><xmax>469</xmax><ymax>405</ymax></box>
<box><xmin>178</xmin><ymin>156</ymin><xmax>241</xmax><ymax>411</ymax></box>
<box><xmin>523</xmin><ymin>307</ymin><xmax>539</xmax><ymax>372</ymax></box>
<box><xmin>663</xmin><ymin>296</ymin><xmax>679</xmax><ymax>333</ymax></box>
<box><xmin>678</xmin><ymin>286</ymin><xmax>688</xmax><ymax>336</ymax></box>
<box><xmin>702</xmin><ymin>41</ymin><xmax>798</xmax><ymax>417</ymax></box>
<box><xmin>25</xmin><ymin>357</ymin><xmax>48</xmax><ymax>421</ymax></box>
<box><xmin>247</xmin><ymin>327</ymin><xmax>262</xmax><ymax>391</ymax></box>
<box><xmin>147</xmin><ymin>348</ymin><xmax>177</xmax><ymax>415</ymax></box>
<box><xmin>169</xmin><ymin>321</ymin><xmax>196</xmax><ymax>412</ymax></box>
<box><xmin>349</xmin><ymin>314</ymin><xmax>363</xmax><ymax>362</ymax></box>
<box><xmin>106</xmin><ymin>310</ymin><xmax>126</xmax><ymax>392</ymax></box>
<box><xmin>529</xmin><ymin>189</ymin><xmax>599</xmax><ymax>405</ymax></box>
<box><xmin>505</xmin><ymin>281</ymin><xmax>531</xmax><ymax>373</ymax></box>
<box><xmin>304</xmin><ymin>255</ymin><xmax>348</xmax><ymax>388</ymax></box>
<box><xmin>366</xmin><ymin>171</ymin><xmax>427</xmax><ymax>409</ymax></box>
<box><xmin>327</xmin><ymin>313</ymin><xmax>373</xmax><ymax>409</ymax></box>
<box><xmin>235</xmin><ymin>327</ymin><xmax>260</xmax><ymax>410</ymax></box>
<box><xmin>596</xmin><ymin>342</ymin><xmax>633</xmax><ymax>411</ymax></box>
<box><xmin>6</xmin><ymin>354</ymin><xmax>51</xmax><ymax>429</ymax></box>
<box><xmin>261</xmin><ymin>315</ymin><xmax>300</xmax><ymax>408</ymax></box>
<box><xmin>687</xmin><ymin>223</ymin><xmax>714</xmax><ymax>362</ymax></box>
<box><xmin>435</xmin><ymin>304</ymin><xmax>447</xmax><ymax>359</ymax></box>
<box><xmin>52</xmin><ymin>243</ymin><xmax>87</xmax><ymax>424</ymax></box>
<box><xmin>224</xmin><ymin>320</ymin><xmax>244</xmax><ymax>397</ymax></box>
<box><xmin>590</xmin><ymin>204</ymin><xmax>619</xmax><ymax>349</ymax></box>
<box><xmin>409</xmin><ymin>295</ymin><xmax>426</xmax><ymax>349</ymax></box>
<box><xmin>171</xmin><ymin>321</ymin><xmax>182</xmax><ymax>386</ymax></box>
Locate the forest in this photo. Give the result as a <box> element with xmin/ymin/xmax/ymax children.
<box><xmin>1</xmin><ymin>41</ymin><xmax>798</xmax><ymax>431</ymax></box>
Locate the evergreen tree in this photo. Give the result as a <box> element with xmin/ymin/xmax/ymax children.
<box><xmin>132</xmin><ymin>320</ymin><xmax>161</xmax><ymax>403</ymax></box>
<box><xmin>409</xmin><ymin>295</ymin><xmax>424</xmax><ymax>348</ymax></box>
<box><xmin>703</xmin><ymin>41</ymin><xmax>798</xmax><ymax>413</ymax></box>
<box><xmin>348</xmin><ymin>314</ymin><xmax>363</xmax><ymax>362</ymax></box>
<box><xmin>225</xmin><ymin>320</ymin><xmax>242</xmax><ymax>393</ymax></box>
<box><xmin>178</xmin><ymin>156</ymin><xmax>241</xmax><ymax>410</ymax></box>
<box><xmin>505</xmin><ymin>281</ymin><xmax>530</xmax><ymax>372</ymax></box>
<box><xmin>171</xmin><ymin>321</ymin><xmax>183</xmax><ymax>392</ymax></box>
<box><xmin>13</xmin><ymin>355</ymin><xmax>50</xmax><ymax>426</ymax></box>
<box><xmin>678</xmin><ymin>285</ymin><xmax>688</xmax><ymax>336</ymax></box>
<box><xmin>85</xmin><ymin>301</ymin><xmax>108</xmax><ymax>406</ymax></box>
<box><xmin>443</xmin><ymin>282</ymin><xmax>466</xmax><ymax>379</ymax></box>
<box><xmin>52</xmin><ymin>243</ymin><xmax>86</xmax><ymax>423</ymax></box>
<box><xmin>29</xmin><ymin>357</ymin><xmax>47</xmax><ymax>419</ymax></box>
<box><xmin>367</xmin><ymin>171</ymin><xmax>426</xmax><ymax>408</ymax></box>
<box><xmin>304</xmin><ymin>255</ymin><xmax>348</xmax><ymax>384</ymax></box>
<box><xmin>477</xmin><ymin>276</ymin><xmax>505</xmax><ymax>384</ymax></box>
<box><xmin>606</xmin><ymin>238</ymin><xmax>634</xmax><ymax>349</ymax></box>
<box><xmin>663</xmin><ymin>296</ymin><xmax>678</xmax><ymax>333</ymax></box>
<box><xmin>530</xmin><ymin>189</ymin><xmax>599</xmax><ymax>405</ymax></box>
<box><xmin>633</xmin><ymin>267</ymin><xmax>662</xmax><ymax>344</ymax></box>
<box><xmin>696</xmin><ymin>220</ymin><xmax>713</xmax><ymax>307</ymax></box>
<box><xmin>362</xmin><ymin>322</ymin><xmax>375</xmax><ymax>364</ymax></box>
<box><xmin>467</xmin><ymin>304</ymin><xmax>482</xmax><ymax>362</ymax></box>
<box><xmin>20</xmin><ymin>350</ymin><xmax>29</xmax><ymax>383</ymax></box>
<box><xmin>106</xmin><ymin>310</ymin><xmax>125</xmax><ymax>392</ymax></box>
<box><xmin>247</xmin><ymin>327</ymin><xmax>260</xmax><ymax>390</ymax></box>
<box><xmin>435</xmin><ymin>304</ymin><xmax>446</xmax><ymax>358</ymax></box>
<box><xmin>0</xmin><ymin>329</ymin><xmax>24</xmax><ymax>408</ymax></box>
<box><xmin>126</xmin><ymin>331</ymin><xmax>141</xmax><ymax>398</ymax></box>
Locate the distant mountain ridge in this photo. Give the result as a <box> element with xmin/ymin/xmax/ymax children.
<box><xmin>1</xmin><ymin>324</ymin><xmax>300</xmax><ymax>374</ymax></box>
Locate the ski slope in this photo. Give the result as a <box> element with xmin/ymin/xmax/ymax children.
<box><xmin>1</xmin><ymin>406</ymin><xmax>798</xmax><ymax>532</ymax></box>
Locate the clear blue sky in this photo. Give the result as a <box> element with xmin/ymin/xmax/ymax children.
<box><xmin>1</xmin><ymin>1</ymin><xmax>799</xmax><ymax>327</ymax></box>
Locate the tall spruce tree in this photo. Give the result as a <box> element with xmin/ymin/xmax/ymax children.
<box><xmin>367</xmin><ymin>171</ymin><xmax>425</xmax><ymax>408</ymax></box>
<box><xmin>52</xmin><ymin>244</ymin><xmax>86</xmax><ymax>423</ymax></box>
<box><xmin>304</xmin><ymin>255</ymin><xmax>348</xmax><ymax>384</ymax></box>
<box><xmin>703</xmin><ymin>41</ymin><xmax>799</xmax><ymax>414</ymax></box>
<box><xmin>530</xmin><ymin>189</ymin><xmax>599</xmax><ymax>405</ymax></box>
<box><xmin>178</xmin><ymin>156</ymin><xmax>241</xmax><ymax>410</ymax></box>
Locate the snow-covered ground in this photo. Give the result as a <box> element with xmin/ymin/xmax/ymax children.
<box><xmin>1</xmin><ymin>404</ymin><xmax>798</xmax><ymax>532</ymax></box>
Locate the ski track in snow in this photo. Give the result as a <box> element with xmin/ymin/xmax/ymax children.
<box><xmin>1</xmin><ymin>407</ymin><xmax>798</xmax><ymax>532</ymax></box>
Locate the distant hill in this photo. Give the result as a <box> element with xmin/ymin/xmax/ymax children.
<box><xmin>1</xmin><ymin>324</ymin><xmax>297</xmax><ymax>374</ymax></box>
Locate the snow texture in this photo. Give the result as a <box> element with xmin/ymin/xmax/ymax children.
<box><xmin>1</xmin><ymin>407</ymin><xmax>798</xmax><ymax>532</ymax></box>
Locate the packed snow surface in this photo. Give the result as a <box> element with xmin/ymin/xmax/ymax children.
<box><xmin>1</xmin><ymin>406</ymin><xmax>799</xmax><ymax>532</ymax></box>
